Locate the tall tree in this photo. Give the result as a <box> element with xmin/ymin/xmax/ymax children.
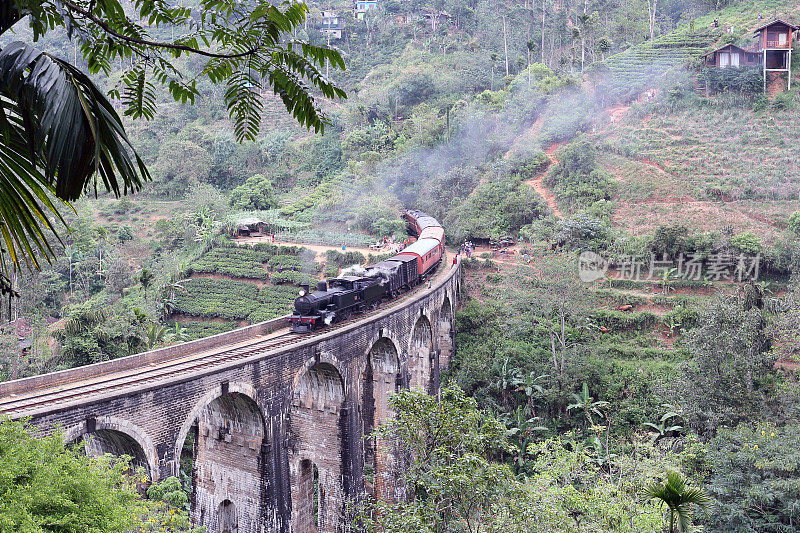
<box><xmin>529</xmin><ymin>255</ymin><xmax>596</xmax><ymax>378</ymax></box>
<box><xmin>676</xmin><ymin>291</ymin><xmax>775</xmax><ymax>435</ymax></box>
<box><xmin>646</xmin><ymin>0</ymin><xmax>658</xmax><ymax>40</ymax></box>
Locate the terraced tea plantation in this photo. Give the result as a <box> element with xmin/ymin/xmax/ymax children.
<box><xmin>190</xmin><ymin>247</ymin><xmax>271</xmax><ymax>279</ymax></box>
<box><xmin>601</xmin><ymin>106</ymin><xmax>800</xmax><ymax>241</ymax></box>
<box><xmin>172</xmin><ymin>278</ymin><xmax>300</xmax><ymax>322</ymax></box>
<box><xmin>598</xmin><ymin>29</ymin><xmax>717</xmax><ymax>101</ymax></box>
<box><xmin>172</xmin><ymin>241</ymin><xmax>320</xmax><ymax>329</ymax></box>
<box><xmin>188</xmin><ymin>242</ymin><xmax>311</xmax><ymax>280</ymax></box>
<box><xmin>178</xmin><ymin>321</ymin><xmax>239</xmax><ymax>341</ymax></box>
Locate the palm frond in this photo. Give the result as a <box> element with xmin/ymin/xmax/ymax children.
<box><xmin>0</xmin><ymin>41</ymin><xmax>149</xmax><ymax>271</ymax></box>
<box><xmin>645</xmin><ymin>470</ymin><xmax>711</xmax><ymax>532</ymax></box>
<box><xmin>0</xmin><ymin>41</ymin><xmax>150</xmax><ymax>202</ymax></box>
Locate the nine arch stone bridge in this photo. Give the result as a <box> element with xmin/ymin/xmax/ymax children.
<box><xmin>0</xmin><ymin>260</ymin><xmax>460</xmax><ymax>533</ymax></box>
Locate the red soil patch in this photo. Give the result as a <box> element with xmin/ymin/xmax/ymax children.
<box><xmin>776</xmin><ymin>360</ymin><xmax>800</xmax><ymax>372</ymax></box>
<box><xmin>545</xmin><ymin>141</ymin><xmax>566</xmax><ymax>159</ymax></box>
<box><xmin>608</xmin><ymin>105</ymin><xmax>630</xmax><ymax>123</ymax></box>
<box><xmin>639</xmin><ymin>157</ymin><xmax>667</xmax><ymax>172</ymax></box>
<box><xmin>527</xmin><ymin>175</ymin><xmax>563</xmax><ymax>218</ymax></box>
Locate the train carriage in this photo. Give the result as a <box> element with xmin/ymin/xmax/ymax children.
<box><xmin>418</xmin><ymin>225</ymin><xmax>444</xmax><ymax>247</ymax></box>
<box><xmin>403</xmin><ymin>210</ymin><xmax>440</xmax><ymax>237</ymax></box>
<box><xmin>396</xmin><ymin>237</ymin><xmax>442</xmax><ymax>278</ymax></box>
<box><xmin>373</xmin><ymin>255</ymin><xmax>419</xmax><ymax>294</ymax></box>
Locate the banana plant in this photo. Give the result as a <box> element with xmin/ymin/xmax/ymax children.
<box><xmin>659</xmin><ymin>267</ymin><xmax>679</xmax><ymax>295</ymax></box>
<box><xmin>502</xmin><ymin>405</ymin><xmax>547</xmax><ymax>473</ymax></box>
<box><xmin>511</xmin><ymin>371</ymin><xmax>548</xmax><ymax>415</ymax></box>
<box><xmin>192</xmin><ymin>207</ymin><xmax>217</xmax><ymax>243</ymax></box>
<box><xmin>567</xmin><ymin>382</ymin><xmax>609</xmax><ymax>427</ymax></box>
<box><xmin>491</xmin><ymin>357</ymin><xmax>519</xmax><ymax>407</ymax></box>
<box><xmin>588</xmin><ymin>435</ymin><xmax>618</xmax><ymax>468</ymax></box>
<box><xmin>144</xmin><ymin>324</ymin><xmax>168</xmax><ymax>350</ymax></box>
<box><xmin>643</xmin><ymin>410</ymin><xmax>684</xmax><ymax>443</ymax></box>
<box><xmin>171</xmin><ymin>323</ymin><xmax>188</xmax><ymax>344</ymax></box>
<box><xmin>664</xmin><ymin>312</ymin><xmax>682</xmax><ymax>337</ymax></box>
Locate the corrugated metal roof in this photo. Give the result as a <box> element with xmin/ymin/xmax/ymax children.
<box><xmin>752</xmin><ymin>19</ymin><xmax>799</xmax><ymax>33</ymax></box>
<box><xmin>397</xmin><ymin>238</ymin><xmax>439</xmax><ymax>257</ymax></box>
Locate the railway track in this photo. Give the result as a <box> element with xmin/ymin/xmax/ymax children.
<box><xmin>0</xmin><ymin>331</ymin><xmax>294</xmax><ymax>416</ymax></box>
<box><xmin>0</xmin><ymin>257</ymin><xmax>453</xmax><ymax>418</ymax></box>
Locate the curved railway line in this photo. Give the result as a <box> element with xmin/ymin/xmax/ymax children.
<box><xmin>0</xmin><ymin>254</ymin><xmax>453</xmax><ymax>419</ymax></box>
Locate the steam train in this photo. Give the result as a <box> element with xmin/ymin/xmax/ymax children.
<box><xmin>288</xmin><ymin>210</ymin><xmax>445</xmax><ymax>332</ymax></box>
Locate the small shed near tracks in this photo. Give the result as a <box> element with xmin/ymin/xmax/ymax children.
<box><xmin>235</xmin><ymin>217</ymin><xmax>268</xmax><ymax>237</ymax></box>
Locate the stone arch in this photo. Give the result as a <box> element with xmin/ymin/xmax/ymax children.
<box><xmin>218</xmin><ymin>500</ymin><xmax>238</xmax><ymax>533</ymax></box>
<box><xmin>173</xmin><ymin>382</ymin><xmax>261</xmax><ymax>473</ymax></box>
<box><xmin>362</xmin><ymin>337</ymin><xmax>402</xmax><ymax>502</ymax></box>
<box><xmin>67</xmin><ymin>417</ymin><xmax>158</xmax><ymax>481</ymax></box>
<box><xmin>188</xmin><ymin>389</ymin><xmax>266</xmax><ymax>533</ymax></box>
<box><xmin>438</xmin><ymin>296</ymin><xmax>454</xmax><ymax>371</ymax></box>
<box><xmin>408</xmin><ymin>314</ymin><xmax>434</xmax><ymax>393</ymax></box>
<box><xmin>289</xmin><ymin>362</ymin><xmax>346</xmax><ymax>533</ymax></box>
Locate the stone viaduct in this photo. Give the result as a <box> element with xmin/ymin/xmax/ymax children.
<box><xmin>0</xmin><ymin>262</ymin><xmax>461</xmax><ymax>533</ymax></box>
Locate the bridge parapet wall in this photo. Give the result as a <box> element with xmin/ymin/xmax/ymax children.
<box><xmin>0</xmin><ymin>316</ymin><xmax>288</xmax><ymax>396</ymax></box>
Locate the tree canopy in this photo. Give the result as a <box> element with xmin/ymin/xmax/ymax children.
<box><xmin>0</xmin><ymin>0</ymin><xmax>346</xmax><ymax>287</ymax></box>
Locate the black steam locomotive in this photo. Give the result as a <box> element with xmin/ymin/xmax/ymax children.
<box><xmin>288</xmin><ymin>210</ymin><xmax>445</xmax><ymax>332</ymax></box>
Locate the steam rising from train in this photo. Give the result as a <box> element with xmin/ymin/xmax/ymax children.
<box><xmin>288</xmin><ymin>210</ymin><xmax>445</xmax><ymax>332</ymax></box>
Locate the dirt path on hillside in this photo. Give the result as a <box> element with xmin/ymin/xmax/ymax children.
<box><xmin>524</xmin><ymin>141</ymin><xmax>564</xmax><ymax>218</ymax></box>
<box><xmin>507</xmin><ymin>100</ymin><xmax>641</xmax><ymax>220</ymax></box>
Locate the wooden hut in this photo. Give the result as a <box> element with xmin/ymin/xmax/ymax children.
<box><xmin>753</xmin><ymin>19</ymin><xmax>798</xmax><ymax>91</ymax></box>
<box><xmin>702</xmin><ymin>43</ymin><xmax>760</xmax><ymax>68</ymax></box>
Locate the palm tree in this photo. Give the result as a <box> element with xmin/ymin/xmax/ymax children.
<box><xmin>525</xmin><ymin>40</ymin><xmax>537</xmax><ymax>87</ymax></box>
<box><xmin>490</xmin><ymin>53</ymin><xmax>499</xmax><ymax>90</ymax></box>
<box><xmin>162</xmin><ymin>278</ymin><xmax>188</xmax><ymax>303</ymax></box>
<box><xmin>63</xmin><ymin>245</ymin><xmax>82</xmax><ymax>296</ymax></box>
<box><xmin>645</xmin><ymin>471</ymin><xmax>711</xmax><ymax>533</ymax></box>
<box><xmin>62</xmin><ymin>305</ymin><xmax>107</xmax><ymax>336</ymax></box>
<box><xmin>0</xmin><ymin>41</ymin><xmax>148</xmax><ymax>279</ymax></box>
<box><xmin>139</xmin><ymin>268</ymin><xmax>155</xmax><ymax>301</ymax></box>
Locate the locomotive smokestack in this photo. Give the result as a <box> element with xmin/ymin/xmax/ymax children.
<box><xmin>317</xmin><ymin>281</ymin><xmax>328</xmax><ymax>292</ymax></box>
<box><xmin>300</xmin><ymin>284</ymin><xmax>310</xmax><ymax>296</ymax></box>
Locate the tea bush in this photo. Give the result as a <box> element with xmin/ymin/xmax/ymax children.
<box><xmin>190</xmin><ymin>248</ymin><xmax>267</xmax><ymax>279</ymax></box>
<box><xmin>172</xmin><ymin>278</ymin><xmax>261</xmax><ymax>319</ymax></box>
